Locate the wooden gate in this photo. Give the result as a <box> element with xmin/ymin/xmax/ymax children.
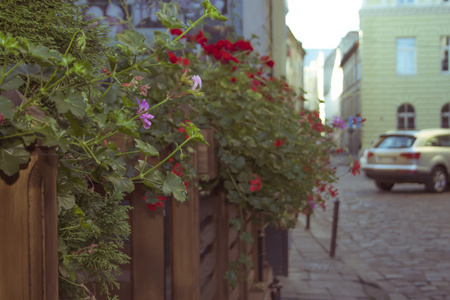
<box><xmin>0</xmin><ymin>146</ymin><xmax>58</xmax><ymax>300</ymax></box>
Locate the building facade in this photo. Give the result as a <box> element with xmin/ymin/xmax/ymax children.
<box><xmin>360</xmin><ymin>0</ymin><xmax>450</xmax><ymax>148</ymax></box>
<box><xmin>340</xmin><ymin>37</ymin><xmax>361</xmax><ymax>154</ymax></box>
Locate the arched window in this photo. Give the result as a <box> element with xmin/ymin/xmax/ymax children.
<box><xmin>442</xmin><ymin>103</ymin><xmax>450</xmax><ymax>128</ymax></box>
<box><xmin>397</xmin><ymin>103</ymin><xmax>415</xmax><ymax>129</ymax></box>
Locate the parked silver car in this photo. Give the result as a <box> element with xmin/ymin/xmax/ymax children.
<box><xmin>362</xmin><ymin>128</ymin><xmax>450</xmax><ymax>193</ymax></box>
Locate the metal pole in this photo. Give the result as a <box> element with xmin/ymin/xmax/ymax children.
<box><xmin>329</xmin><ymin>198</ymin><xmax>340</xmax><ymax>257</ymax></box>
<box><xmin>305</xmin><ymin>213</ymin><xmax>310</xmax><ymax>230</ymax></box>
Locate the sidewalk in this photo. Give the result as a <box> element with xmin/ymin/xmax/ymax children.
<box><xmin>278</xmin><ymin>211</ymin><xmax>388</xmax><ymax>300</ymax></box>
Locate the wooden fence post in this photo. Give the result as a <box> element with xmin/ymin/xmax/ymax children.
<box><xmin>0</xmin><ymin>146</ymin><xmax>58</xmax><ymax>300</ymax></box>
<box><xmin>130</xmin><ymin>184</ymin><xmax>166</xmax><ymax>299</ymax></box>
<box><xmin>171</xmin><ymin>187</ymin><xmax>200</xmax><ymax>300</ymax></box>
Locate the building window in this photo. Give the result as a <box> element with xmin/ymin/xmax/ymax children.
<box><xmin>442</xmin><ymin>103</ymin><xmax>450</xmax><ymax>128</ymax></box>
<box><xmin>441</xmin><ymin>37</ymin><xmax>450</xmax><ymax>72</ymax></box>
<box><xmin>397</xmin><ymin>38</ymin><xmax>416</xmax><ymax>75</ymax></box>
<box><xmin>397</xmin><ymin>0</ymin><xmax>415</xmax><ymax>4</ymax></box>
<box><xmin>397</xmin><ymin>103</ymin><xmax>415</xmax><ymax>129</ymax></box>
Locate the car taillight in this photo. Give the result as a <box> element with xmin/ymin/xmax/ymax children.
<box><xmin>400</xmin><ymin>152</ymin><xmax>421</xmax><ymax>159</ymax></box>
<box><xmin>367</xmin><ymin>152</ymin><xmax>374</xmax><ymax>158</ymax></box>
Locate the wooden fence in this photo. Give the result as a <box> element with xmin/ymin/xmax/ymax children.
<box><xmin>0</xmin><ymin>130</ymin><xmax>274</xmax><ymax>300</ymax></box>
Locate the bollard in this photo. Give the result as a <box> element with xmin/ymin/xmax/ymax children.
<box><xmin>305</xmin><ymin>213</ymin><xmax>310</xmax><ymax>230</ymax></box>
<box><xmin>329</xmin><ymin>198</ymin><xmax>340</xmax><ymax>257</ymax></box>
<box><xmin>269</xmin><ymin>277</ymin><xmax>282</xmax><ymax>300</ymax></box>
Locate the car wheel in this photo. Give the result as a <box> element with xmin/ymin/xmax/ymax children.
<box><xmin>375</xmin><ymin>181</ymin><xmax>394</xmax><ymax>191</ymax></box>
<box><xmin>425</xmin><ymin>166</ymin><xmax>447</xmax><ymax>193</ymax></box>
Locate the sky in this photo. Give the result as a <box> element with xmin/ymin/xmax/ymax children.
<box><xmin>286</xmin><ymin>0</ymin><xmax>363</xmax><ymax>49</ymax></box>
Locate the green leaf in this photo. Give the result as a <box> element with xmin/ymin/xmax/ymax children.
<box><xmin>141</xmin><ymin>168</ymin><xmax>165</xmax><ymax>190</ymax></box>
<box><xmin>37</xmin><ymin>118</ymin><xmax>72</xmax><ymax>150</ymax></box>
<box><xmin>27</xmin><ymin>44</ymin><xmax>62</xmax><ymax>62</ymax></box>
<box><xmin>168</xmin><ymin>40</ymin><xmax>185</xmax><ymax>50</ymax></box>
<box><xmin>238</xmin><ymin>253</ymin><xmax>253</xmax><ymax>268</ymax></box>
<box><xmin>50</xmin><ymin>90</ymin><xmax>86</xmax><ymax>118</ymax></box>
<box><xmin>153</xmin><ymin>31</ymin><xmax>170</xmax><ymax>48</ymax></box>
<box><xmin>135</xmin><ymin>139</ymin><xmax>159</xmax><ymax>157</ymax></box>
<box><xmin>105</xmin><ymin>174</ymin><xmax>135</xmax><ymax>194</ymax></box>
<box><xmin>0</xmin><ymin>96</ymin><xmax>15</xmax><ymax>119</ymax></box>
<box><xmin>58</xmin><ymin>193</ymin><xmax>76</xmax><ymax>211</ymax></box>
<box><xmin>155</xmin><ymin>11</ymin><xmax>186</xmax><ymax>29</ymax></box>
<box><xmin>239</xmin><ymin>232</ymin><xmax>254</xmax><ymax>244</ymax></box>
<box><xmin>0</xmin><ymin>138</ymin><xmax>30</xmax><ymax>176</ymax></box>
<box><xmin>16</xmin><ymin>63</ymin><xmax>41</xmax><ymax>77</ymax></box>
<box><xmin>162</xmin><ymin>171</ymin><xmax>186</xmax><ymax>202</ymax></box>
<box><xmin>0</xmin><ymin>73</ymin><xmax>24</xmax><ymax>90</ymax></box>
<box><xmin>116</xmin><ymin>30</ymin><xmax>147</xmax><ymax>55</ymax></box>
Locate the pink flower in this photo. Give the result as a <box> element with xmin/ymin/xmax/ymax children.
<box><xmin>190</xmin><ymin>75</ymin><xmax>202</xmax><ymax>91</ymax></box>
<box><xmin>136</xmin><ymin>98</ymin><xmax>154</xmax><ymax>129</ymax></box>
<box><xmin>0</xmin><ymin>113</ymin><xmax>4</xmax><ymax>124</ymax></box>
<box><xmin>140</xmin><ymin>84</ymin><xmax>150</xmax><ymax>96</ymax></box>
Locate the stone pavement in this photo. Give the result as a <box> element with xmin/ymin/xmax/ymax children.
<box><xmin>278</xmin><ymin>210</ymin><xmax>387</xmax><ymax>300</ymax></box>
<box><xmin>278</xmin><ymin>153</ymin><xmax>450</xmax><ymax>300</ymax></box>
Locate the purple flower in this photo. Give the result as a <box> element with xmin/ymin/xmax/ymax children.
<box><xmin>331</xmin><ymin>116</ymin><xmax>346</xmax><ymax>130</ymax></box>
<box><xmin>190</xmin><ymin>75</ymin><xmax>202</xmax><ymax>91</ymax></box>
<box><xmin>136</xmin><ymin>98</ymin><xmax>154</xmax><ymax>129</ymax></box>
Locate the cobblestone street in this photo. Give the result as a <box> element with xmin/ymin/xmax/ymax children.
<box><xmin>313</xmin><ymin>164</ymin><xmax>450</xmax><ymax>299</ymax></box>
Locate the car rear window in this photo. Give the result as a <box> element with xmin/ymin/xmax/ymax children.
<box><xmin>373</xmin><ymin>135</ymin><xmax>416</xmax><ymax>149</ymax></box>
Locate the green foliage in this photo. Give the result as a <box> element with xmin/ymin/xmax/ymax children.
<box><xmin>0</xmin><ymin>0</ymin><xmax>341</xmax><ymax>296</ymax></box>
<box><xmin>58</xmin><ymin>188</ymin><xmax>131</xmax><ymax>299</ymax></box>
<box><xmin>0</xmin><ymin>0</ymin><xmax>223</xmax><ymax>298</ymax></box>
<box><xmin>0</xmin><ymin>0</ymin><xmax>109</xmax><ymax>65</ymax></box>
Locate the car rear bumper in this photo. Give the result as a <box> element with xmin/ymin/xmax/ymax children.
<box><xmin>363</xmin><ymin>169</ymin><xmax>429</xmax><ymax>183</ymax></box>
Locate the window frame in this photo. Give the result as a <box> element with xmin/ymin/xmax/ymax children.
<box><xmin>396</xmin><ymin>37</ymin><xmax>417</xmax><ymax>76</ymax></box>
<box><xmin>397</xmin><ymin>103</ymin><xmax>416</xmax><ymax>130</ymax></box>
<box><xmin>441</xmin><ymin>103</ymin><xmax>450</xmax><ymax>128</ymax></box>
<box><xmin>441</xmin><ymin>36</ymin><xmax>450</xmax><ymax>73</ymax></box>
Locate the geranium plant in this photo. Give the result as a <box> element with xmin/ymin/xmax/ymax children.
<box><xmin>0</xmin><ymin>0</ymin><xmax>225</xmax><ymax>297</ymax></box>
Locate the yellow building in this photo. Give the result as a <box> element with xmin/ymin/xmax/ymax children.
<box><xmin>360</xmin><ymin>0</ymin><xmax>450</xmax><ymax>148</ymax></box>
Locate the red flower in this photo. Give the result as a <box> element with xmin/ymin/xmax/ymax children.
<box><xmin>260</xmin><ymin>56</ymin><xmax>274</xmax><ymax>68</ymax></box>
<box><xmin>101</xmin><ymin>67</ymin><xmax>110</xmax><ymax>76</ymax></box>
<box><xmin>168</xmin><ymin>52</ymin><xmax>178</xmax><ymax>64</ymax></box>
<box><xmin>274</xmin><ymin>139</ymin><xmax>285</xmax><ymax>147</ymax></box>
<box><xmin>328</xmin><ymin>185</ymin><xmax>339</xmax><ymax>198</ymax></box>
<box><xmin>335</xmin><ymin>148</ymin><xmax>343</xmax><ymax>154</ymax></box>
<box><xmin>351</xmin><ymin>160</ymin><xmax>361</xmax><ymax>176</ymax></box>
<box><xmin>231</xmin><ymin>78</ymin><xmax>236</xmax><ymax>82</ymax></box>
<box><xmin>180</xmin><ymin>58</ymin><xmax>190</xmax><ymax>66</ymax></box>
<box><xmin>195</xmin><ymin>30</ymin><xmax>208</xmax><ymax>46</ymax></box>
<box><xmin>233</xmin><ymin>39</ymin><xmax>253</xmax><ymax>52</ymax></box>
<box><xmin>250</xmin><ymin>174</ymin><xmax>261</xmax><ymax>192</ymax></box>
<box><xmin>172</xmin><ymin>162</ymin><xmax>184</xmax><ymax>177</ymax></box>
<box><xmin>170</xmin><ymin>28</ymin><xmax>184</xmax><ymax>36</ymax></box>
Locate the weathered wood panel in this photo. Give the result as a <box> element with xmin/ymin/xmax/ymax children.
<box><xmin>200</xmin><ymin>269</ymin><xmax>217</xmax><ymax>300</ymax></box>
<box><xmin>131</xmin><ymin>184</ymin><xmax>165</xmax><ymax>299</ymax></box>
<box><xmin>171</xmin><ymin>183</ymin><xmax>200</xmax><ymax>300</ymax></box>
<box><xmin>0</xmin><ymin>147</ymin><xmax>58</xmax><ymax>300</ymax></box>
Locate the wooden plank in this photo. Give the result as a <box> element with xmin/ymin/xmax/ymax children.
<box><xmin>200</xmin><ymin>269</ymin><xmax>217</xmax><ymax>300</ymax></box>
<box><xmin>131</xmin><ymin>184</ymin><xmax>165</xmax><ymax>300</ymax></box>
<box><xmin>199</xmin><ymin>222</ymin><xmax>215</xmax><ymax>254</ymax></box>
<box><xmin>199</xmin><ymin>251</ymin><xmax>216</xmax><ymax>288</ymax></box>
<box><xmin>199</xmin><ymin>193</ymin><xmax>215</xmax><ymax>222</ymax></box>
<box><xmin>195</xmin><ymin>129</ymin><xmax>218</xmax><ymax>180</ymax></box>
<box><xmin>171</xmin><ymin>180</ymin><xmax>200</xmax><ymax>300</ymax></box>
<box><xmin>215</xmin><ymin>189</ymin><xmax>229</xmax><ymax>300</ymax></box>
<box><xmin>229</xmin><ymin>286</ymin><xmax>240</xmax><ymax>300</ymax></box>
<box><xmin>229</xmin><ymin>242</ymin><xmax>239</xmax><ymax>262</ymax></box>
